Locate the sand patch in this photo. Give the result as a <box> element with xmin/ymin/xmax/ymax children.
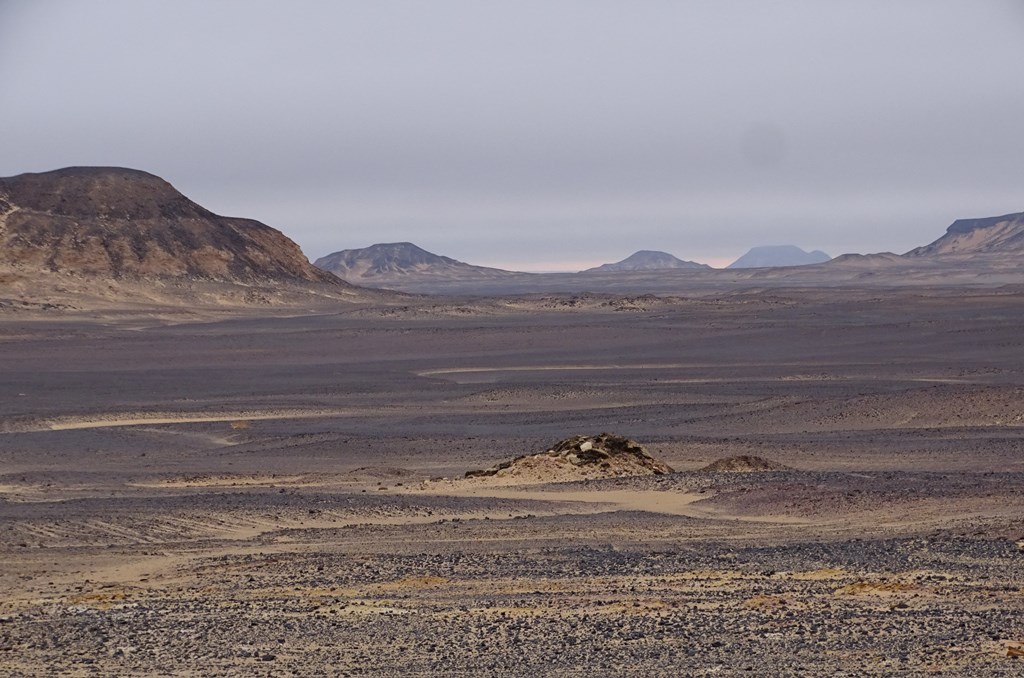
<box><xmin>45</xmin><ymin>410</ymin><xmax>343</xmax><ymax>431</ymax></box>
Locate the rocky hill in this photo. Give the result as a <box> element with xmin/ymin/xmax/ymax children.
<box><xmin>462</xmin><ymin>433</ymin><xmax>674</xmax><ymax>484</ymax></box>
<box><xmin>905</xmin><ymin>211</ymin><xmax>1024</xmax><ymax>257</ymax></box>
<box><xmin>585</xmin><ymin>250</ymin><xmax>709</xmax><ymax>272</ymax></box>
<box><xmin>0</xmin><ymin>167</ymin><xmax>339</xmax><ymax>284</ymax></box>
<box><xmin>314</xmin><ymin>242</ymin><xmax>520</xmax><ymax>286</ymax></box>
<box><xmin>728</xmin><ymin>245</ymin><xmax>831</xmax><ymax>269</ymax></box>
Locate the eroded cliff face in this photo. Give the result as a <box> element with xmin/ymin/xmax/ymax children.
<box><xmin>0</xmin><ymin>166</ymin><xmax>340</xmax><ymax>284</ymax></box>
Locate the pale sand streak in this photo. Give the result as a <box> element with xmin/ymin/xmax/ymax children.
<box><xmin>416</xmin><ymin>486</ymin><xmax>811</xmax><ymax>524</ymax></box>
<box><xmin>418</xmin><ymin>363</ymin><xmax>691</xmax><ymax>376</ymax></box>
<box><xmin>46</xmin><ymin>411</ymin><xmax>348</xmax><ymax>431</ymax></box>
<box><xmin>417</xmin><ymin>363</ymin><xmax>979</xmax><ymax>378</ymax></box>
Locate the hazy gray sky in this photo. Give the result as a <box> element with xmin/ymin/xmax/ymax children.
<box><xmin>2</xmin><ymin>1</ymin><xmax>1022</xmax><ymax>269</ymax></box>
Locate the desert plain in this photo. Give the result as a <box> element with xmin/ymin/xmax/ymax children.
<box><xmin>2</xmin><ymin>286</ymin><xmax>1024</xmax><ymax>676</ymax></box>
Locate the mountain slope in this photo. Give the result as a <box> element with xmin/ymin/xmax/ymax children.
<box><xmin>905</xmin><ymin>212</ymin><xmax>1024</xmax><ymax>257</ymax></box>
<box><xmin>0</xmin><ymin>167</ymin><xmax>339</xmax><ymax>284</ymax></box>
<box><xmin>314</xmin><ymin>242</ymin><xmax>520</xmax><ymax>284</ymax></box>
<box><xmin>728</xmin><ymin>245</ymin><xmax>831</xmax><ymax>269</ymax></box>
<box><xmin>585</xmin><ymin>250</ymin><xmax>708</xmax><ymax>272</ymax></box>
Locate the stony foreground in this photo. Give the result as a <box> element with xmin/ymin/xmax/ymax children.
<box><xmin>2</xmin><ymin>470</ymin><xmax>1024</xmax><ymax>676</ymax></box>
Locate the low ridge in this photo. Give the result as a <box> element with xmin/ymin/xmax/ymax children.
<box><xmin>0</xmin><ymin>167</ymin><xmax>339</xmax><ymax>284</ymax></box>
<box><xmin>585</xmin><ymin>250</ymin><xmax>709</xmax><ymax>272</ymax></box>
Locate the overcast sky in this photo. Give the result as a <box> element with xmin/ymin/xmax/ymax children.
<box><xmin>2</xmin><ymin>1</ymin><xmax>1022</xmax><ymax>270</ymax></box>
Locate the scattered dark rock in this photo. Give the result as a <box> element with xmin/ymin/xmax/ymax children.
<box><xmin>700</xmin><ymin>455</ymin><xmax>791</xmax><ymax>473</ymax></box>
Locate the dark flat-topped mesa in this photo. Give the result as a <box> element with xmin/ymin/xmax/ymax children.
<box><xmin>946</xmin><ymin>212</ymin><xmax>1024</xmax><ymax>236</ymax></box>
<box><xmin>0</xmin><ymin>166</ymin><xmax>341</xmax><ymax>284</ymax></box>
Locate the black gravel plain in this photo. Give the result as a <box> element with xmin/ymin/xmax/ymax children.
<box><xmin>2</xmin><ymin>287</ymin><xmax>1024</xmax><ymax>675</ymax></box>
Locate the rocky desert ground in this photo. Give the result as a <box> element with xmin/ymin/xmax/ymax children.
<box><xmin>2</xmin><ymin>285</ymin><xmax>1024</xmax><ymax>676</ymax></box>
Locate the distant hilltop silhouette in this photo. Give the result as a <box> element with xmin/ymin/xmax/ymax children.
<box><xmin>314</xmin><ymin>242</ymin><xmax>520</xmax><ymax>284</ymax></box>
<box><xmin>728</xmin><ymin>245</ymin><xmax>831</xmax><ymax>269</ymax></box>
<box><xmin>585</xmin><ymin>250</ymin><xmax>709</xmax><ymax>272</ymax></box>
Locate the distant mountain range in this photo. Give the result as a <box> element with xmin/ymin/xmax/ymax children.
<box><xmin>314</xmin><ymin>242</ymin><xmax>521</xmax><ymax>285</ymax></box>
<box><xmin>584</xmin><ymin>250</ymin><xmax>709</xmax><ymax>272</ymax></box>
<box><xmin>3</xmin><ymin>165</ymin><xmax>1023</xmax><ymax>303</ymax></box>
<box><xmin>310</xmin><ymin>211</ymin><xmax>1024</xmax><ymax>293</ymax></box>
<box><xmin>727</xmin><ymin>245</ymin><xmax>831</xmax><ymax>269</ymax></box>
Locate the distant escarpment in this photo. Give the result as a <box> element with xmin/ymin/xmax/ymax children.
<box><xmin>0</xmin><ymin>167</ymin><xmax>340</xmax><ymax>284</ymax></box>
<box><xmin>315</xmin><ymin>242</ymin><xmax>521</xmax><ymax>287</ymax></box>
<box><xmin>585</xmin><ymin>250</ymin><xmax>709</xmax><ymax>272</ymax></box>
<box><xmin>905</xmin><ymin>211</ymin><xmax>1024</xmax><ymax>257</ymax></box>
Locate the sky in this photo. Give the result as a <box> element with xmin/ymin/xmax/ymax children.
<box><xmin>1</xmin><ymin>1</ymin><xmax>1022</xmax><ymax>271</ymax></box>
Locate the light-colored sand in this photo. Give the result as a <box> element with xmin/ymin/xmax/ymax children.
<box><xmin>45</xmin><ymin>410</ymin><xmax>345</xmax><ymax>431</ymax></box>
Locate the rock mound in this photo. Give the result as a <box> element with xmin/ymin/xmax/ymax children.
<box><xmin>465</xmin><ymin>433</ymin><xmax>673</xmax><ymax>483</ymax></box>
<box><xmin>0</xmin><ymin>166</ymin><xmax>341</xmax><ymax>284</ymax></box>
<box><xmin>700</xmin><ymin>455</ymin><xmax>790</xmax><ymax>473</ymax></box>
